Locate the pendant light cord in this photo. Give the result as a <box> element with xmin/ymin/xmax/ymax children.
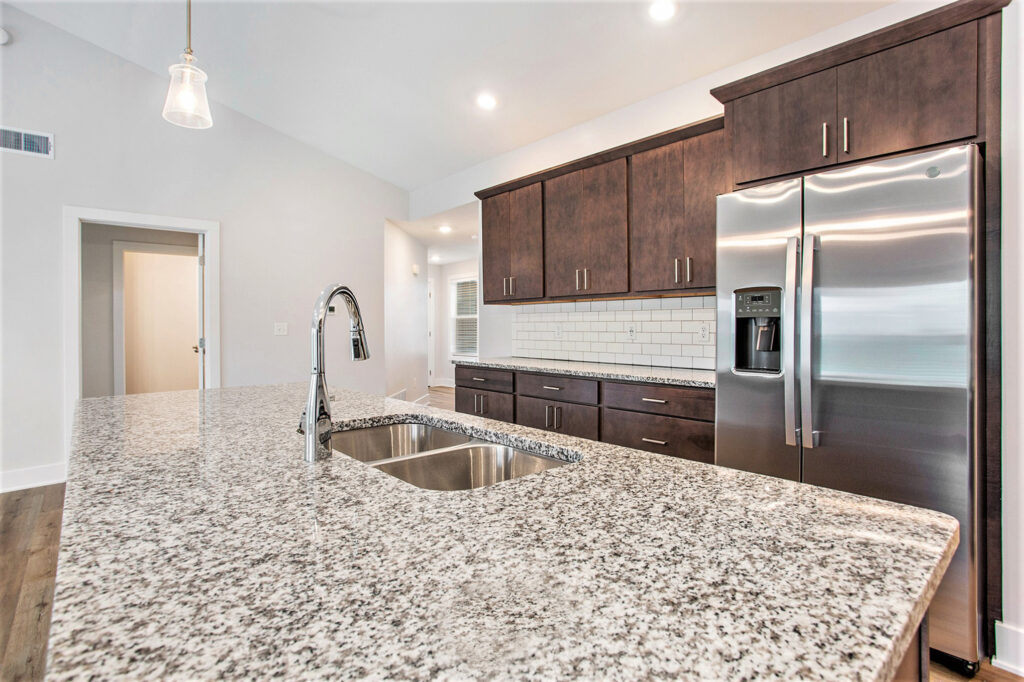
<box><xmin>185</xmin><ymin>0</ymin><xmax>193</xmax><ymax>56</ymax></box>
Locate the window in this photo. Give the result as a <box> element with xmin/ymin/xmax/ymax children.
<box><xmin>451</xmin><ymin>277</ymin><xmax>478</xmax><ymax>357</ymax></box>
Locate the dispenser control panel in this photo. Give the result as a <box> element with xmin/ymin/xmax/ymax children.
<box><xmin>736</xmin><ymin>288</ymin><xmax>781</xmax><ymax>318</ymax></box>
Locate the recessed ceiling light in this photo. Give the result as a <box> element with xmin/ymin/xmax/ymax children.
<box><xmin>430</xmin><ymin>254</ymin><xmax>440</xmax><ymax>263</ymax></box>
<box><xmin>475</xmin><ymin>92</ymin><xmax>497</xmax><ymax>111</ymax></box>
<box><xmin>438</xmin><ymin>225</ymin><xmax>452</xmax><ymax>234</ymax></box>
<box><xmin>649</xmin><ymin>0</ymin><xmax>676</xmax><ymax>22</ymax></box>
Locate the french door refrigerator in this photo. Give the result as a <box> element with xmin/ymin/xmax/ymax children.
<box><xmin>715</xmin><ymin>145</ymin><xmax>981</xmax><ymax>664</ymax></box>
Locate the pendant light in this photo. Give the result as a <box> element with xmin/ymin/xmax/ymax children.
<box><xmin>162</xmin><ymin>0</ymin><xmax>213</xmax><ymax>129</ymax></box>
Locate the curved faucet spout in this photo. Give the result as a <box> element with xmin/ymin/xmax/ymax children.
<box><xmin>299</xmin><ymin>283</ymin><xmax>370</xmax><ymax>462</ymax></box>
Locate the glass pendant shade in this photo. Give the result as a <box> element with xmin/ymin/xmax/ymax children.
<box><xmin>162</xmin><ymin>54</ymin><xmax>212</xmax><ymax>129</ymax></box>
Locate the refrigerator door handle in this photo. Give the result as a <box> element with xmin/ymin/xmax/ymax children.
<box><xmin>784</xmin><ymin>236</ymin><xmax>800</xmax><ymax>446</ymax></box>
<box><xmin>800</xmin><ymin>234</ymin><xmax>819</xmax><ymax>448</ymax></box>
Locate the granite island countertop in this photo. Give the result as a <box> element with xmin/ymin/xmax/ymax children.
<box><xmin>50</xmin><ymin>383</ymin><xmax>956</xmax><ymax>681</ymax></box>
<box><xmin>455</xmin><ymin>356</ymin><xmax>716</xmax><ymax>388</ymax></box>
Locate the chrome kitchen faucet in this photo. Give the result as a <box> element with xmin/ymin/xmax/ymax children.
<box><xmin>299</xmin><ymin>283</ymin><xmax>369</xmax><ymax>462</ymax></box>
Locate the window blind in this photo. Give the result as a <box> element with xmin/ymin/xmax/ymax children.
<box><xmin>453</xmin><ymin>279</ymin><xmax>478</xmax><ymax>356</ymax></box>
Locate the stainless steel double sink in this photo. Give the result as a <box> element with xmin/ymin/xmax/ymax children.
<box><xmin>330</xmin><ymin>423</ymin><xmax>569</xmax><ymax>491</ymax></box>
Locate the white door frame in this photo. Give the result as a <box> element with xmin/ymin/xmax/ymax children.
<box><xmin>112</xmin><ymin>241</ymin><xmax>202</xmax><ymax>395</ymax></box>
<box><xmin>62</xmin><ymin>206</ymin><xmax>221</xmax><ymax>457</ymax></box>
<box><xmin>427</xmin><ymin>277</ymin><xmax>435</xmax><ymax>385</ymax></box>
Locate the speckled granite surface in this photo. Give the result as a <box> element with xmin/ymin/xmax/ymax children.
<box><xmin>50</xmin><ymin>383</ymin><xmax>956</xmax><ymax>681</ymax></box>
<box><xmin>456</xmin><ymin>357</ymin><xmax>716</xmax><ymax>388</ymax></box>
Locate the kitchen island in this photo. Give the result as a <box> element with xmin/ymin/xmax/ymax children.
<box><xmin>49</xmin><ymin>383</ymin><xmax>957</xmax><ymax>680</ymax></box>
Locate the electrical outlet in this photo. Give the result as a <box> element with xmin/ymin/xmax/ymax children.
<box><xmin>274</xmin><ymin>322</ymin><xmax>288</xmax><ymax>336</ymax></box>
<box><xmin>627</xmin><ymin>323</ymin><xmax>637</xmax><ymax>340</ymax></box>
<box><xmin>554</xmin><ymin>323</ymin><xmax>563</xmax><ymax>340</ymax></box>
<box><xmin>698</xmin><ymin>323</ymin><xmax>710</xmax><ymax>343</ymax></box>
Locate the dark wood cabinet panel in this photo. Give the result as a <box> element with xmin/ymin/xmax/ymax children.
<box><xmin>454</xmin><ymin>366</ymin><xmax>514</xmax><ymax>393</ymax></box>
<box><xmin>517</xmin><ymin>396</ymin><xmax>599</xmax><ymax>440</ymax></box>
<box><xmin>682</xmin><ymin>129</ymin><xmax>730</xmax><ymax>289</ymax></box>
<box><xmin>508</xmin><ymin>183</ymin><xmax>544</xmax><ymax>300</ymax></box>
<box><xmin>516</xmin><ymin>372</ymin><xmax>599</xmax><ymax>404</ymax></box>
<box><xmin>630</xmin><ymin>141</ymin><xmax>685</xmax><ymax>293</ymax></box>
<box><xmin>731</xmin><ymin>68</ymin><xmax>838</xmax><ymax>184</ymax></box>
<box><xmin>455</xmin><ymin>387</ymin><xmax>514</xmax><ymax>422</ymax></box>
<box><xmin>544</xmin><ymin>170</ymin><xmax>585</xmax><ymax>297</ymax></box>
<box><xmin>837</xmin><ymin>22</ymin><xmax>977</xmax><ymax>162</ymax></box>
<box><xmin>602</xmin><ymin>382</ymin><xmax>715</xmax><ymax>421</ymax></box>
<box><xmin>481</xmin><ymin>193</ymin><xmax>511</xmax><ymax>304</ymax></box>
<box><xmin>601</xmin><ymin>408</ymin><xmax>715</xmax><ymax>464</ymax></box>
<box><xmin>582</xmin><ymin>159</ymin><xmax>629</xmax><ymax>296</ymax></box>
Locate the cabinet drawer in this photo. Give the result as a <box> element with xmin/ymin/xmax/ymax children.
<box><xmin>516</xmin><ymin>372</ymin><xmax>598</xmax><ymax>404</ymax></box>
<box><xmin>602</xmin><ymin>382</ymin><xmax>714</xmax><ymax>421</ymax></box>
<box><xmin>601</xmin><ymin>408</ymin><xmax>714</xmax><ymax>464</ymax></box>
<box><xmin>455</xmin><ymin>366</ymin><xmax>514</xmax><ymax>393</ymax></box>
<box><xmin>455</xmin><ymin>387</ymin><xmax>514</xmax><ymax>423</ymax></box>
<box><xmin>516</xmin><ymin>395</ymin><xmax>598</xmax><ymax>441</ymax></box>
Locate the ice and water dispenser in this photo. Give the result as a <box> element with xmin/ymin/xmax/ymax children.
<box><xmin>734</xmin><ymin>288</ymin><xmax>782</xmax><ymax>373</ymax></box>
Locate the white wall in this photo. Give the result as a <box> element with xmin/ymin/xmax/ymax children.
<box><xmin>429</xmin><ymin>257</ymin><xmax>479</xmax><ymax>386</ymax></box>
<box><xmin>80</xmin><ymin>223</ymin><xmax>199</xmax><ymax>398</ymax></box>
<box><xmin>383</xmin><ymin>221</ymin><xmax>428</xmax><ymax>401</ymax></box>
<box><xmin>995</xmin><ymin>3</ymin><xmax>1024</xmax><ymax>674</ymax></box>
<box><xmin>0</xmin><ymin>5</ymin><xmax>408</xmax><ymax>491</ymax></box>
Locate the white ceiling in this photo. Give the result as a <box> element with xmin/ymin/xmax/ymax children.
<box><xmin>394</xmin><ymin>201</ymin><xmax>480</xmax><ymax>265</ymax></box>
<box><xmin>12</xmin><ymin>0</ymin><xmax>895</xmax><ymax>192</ymax></box>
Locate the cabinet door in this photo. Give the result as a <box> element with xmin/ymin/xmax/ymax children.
<box><xmin>455</xmin><ymin>387</ymin><xmax>514</xmax><ymax>422</ymax></box>
<box><xmin>481</xmin><ymin>193</ymin><xmax>511</xmax><ymax>303</ymax></box>
<box><xmin>630</xmin><ymin>141</ymin><xmax>685</xmax><ymax>293</ymax></box>
<box><xmin>544</xmin><ymin>170</ymin><xmax>586</xmax><ymax>297</ymax></box>
<box><xmin>516</xmin><ymin>395</ymin><xmax>599</xmax><ymax>441</ymax></box>
<box><xmin>601</xmin><ymin>408</ymin><xmax>715</xmax><ymax>464</ymax></box>
<box><xmin>582</xmin><ymin>159</ymin><xmax>629</xmax><ymax>296</ymax></box>
<box><xmin>731</xmin><ymin>68</ymin><xmax>838</xmax><ymax>184</ymax></box>
<box><xmin>837</xmin><ymin>22</ymin><xmax>977</xmax><ymax>162</ymax></box>
<box><xmin>682</xmin><ymin>129</ymin><xmax>729</xmax><ymax>289</ymax></box>
<box><xmin>508</xmin><ymin>183</ymin><xmax>544</xmax><ymax>300</ymax></box>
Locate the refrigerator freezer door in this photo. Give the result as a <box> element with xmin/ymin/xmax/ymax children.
<box><xmin>715</xmin><ymin>178</ymin><xmax>803</xmax><ymax>480</ymax></box>
<box><xmin>801</xmin><ymin>145</ymin><xmax>979</xmax><ymax>661</ymax></box>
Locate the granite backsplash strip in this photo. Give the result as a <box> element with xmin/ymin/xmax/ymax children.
<box><xmin>513</xmin><ymin>296</ymin><xmax>717</xmax><ymax>369</ymax></box>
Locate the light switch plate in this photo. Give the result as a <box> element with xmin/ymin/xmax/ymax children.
<box><xmin>274</xmin><ymin>322</ymin><xmax>288</xmax><ymax>336</ymax></box>
<box><xmin>627</xmin><ymin>323</ymin><xmax>637</xmax><ymax>340</ymax></box>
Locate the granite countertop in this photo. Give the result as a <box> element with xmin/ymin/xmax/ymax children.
<box><xmin>50</xmin><ymin>383</ymin><xmax>956</xmax><ymax>681</ymax></box>
<box><xmin>455</xmin><ymin>356</ymin><xmax>716</xmax><ymax>388</ymax></box>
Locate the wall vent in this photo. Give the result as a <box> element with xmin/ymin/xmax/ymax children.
<box><xmin>1</xmin><ymin>126</ymin><xmax>54</xmax><ymax>159</ymax></box>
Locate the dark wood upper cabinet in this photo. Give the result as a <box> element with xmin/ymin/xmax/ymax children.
<box><xmin>837</xmin><ymin>22</ymin><xmax>977</xmax><ymax>161</ymax></box>
<box><xmin>545</xmin><ymin>159</ymin><xmax>628</xmax><ymax>298</ymax></box>
<box><xmin>630</xmin><ymin>140</ymin><xmax>685</xmax><ymax>293</ymax></box>
<box><xmin>730</xmin><ymin>68</ymin><xmax>838</xmax><ymax>184</ymax></box>
<box><xmin>481</xmin><ymin>183</ymin><xmax>543</xmax><ymax>303</ymax></box>
<box><xmin>682</xmin><ymin>128</ymin><xmax>729</xmax><ymax>289</ymax></box>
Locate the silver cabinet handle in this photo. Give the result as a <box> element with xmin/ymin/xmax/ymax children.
<box><xmin>800</xmin><ymin>234</ymin><xmax>819</xmax><ymax>448</ymax></box>
<box><xmin>542</xmin><ymin>385</ymin><xmax>562</xmax><ymax>391</ymax></box>
<box><xmin>585</xmin><ymin>268</ymin><xmax>590</xmax><ymax>290</ymax></box>
<box><xmin>479</xmin><ymin>394</ymin><xmax>487</xmax><ymax>414</ymax></box>
<box><xmin>641</xmin><ymin>397</ymin><xmax>667</xmax><ymax>404</ymax></box>
<box><xmin>642</xmin><ymin>438</ymin><xmax>668</xmax><ymax>446</ymax></box>
<box><xmin>554</xmin><ymin>406</ymin><xmax>562</xmax><ymax>430</ymax></box>
<box><xmin>502</xmin><ymin>277</ymin><xmax>507</xmax><ymax>296</ymax></box>
<box><xmin>842</xmin><ymin>117</ymin><xmax>849</xmax><ymax>153</ymax></box>
<box><xmin>686</xmin><ymin>257</ymin><xmax>693</xmax><ymax>283</ymax></box>
<box><xmin>575</xmin><ymin>269</ymin><xmax>580</xmax><ymax>291</ymax></box>
<box><xmin>674</xmin><ymin>258</ymin><xmax>681</xmax><ymax>284</ymax></box>
<box><xmin>473</xmin><ymin>394</ymin><xmax>479</xmax><ymax>413</ymax></box>
<box><xmin>510</xmin><ymin>276</ymin><xmax>516</xmax><ymax>296</ymax></box>
<box><xmin>472</xmin><ymin>377</ymin><xmax>487</xmax><ymax>382</ymax></box>
<box><xmin>783</xmin><ymin>236</ymin><xmax>800</xmax><ymax>447</ymax></box>
<box><xmin>822</xmin><ymin>122</ymin><xmax>828</xmax><ymax>157</ymax></box>
<box><xmin>545</xmin><ymin>405</ymin><xmax>552</xmax><ymax>428</ymax></box>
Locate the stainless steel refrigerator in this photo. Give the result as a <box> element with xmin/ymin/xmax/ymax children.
<box><xmin>715</xmin><ymin>145</ymin><xmax>981</xmax><ymax>664</ymax></box>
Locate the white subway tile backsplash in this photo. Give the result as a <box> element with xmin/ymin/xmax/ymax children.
<box><xmin>513</xmin><ymin>296</ymin><xmax>717</xmax><ymax>371</ymax></box>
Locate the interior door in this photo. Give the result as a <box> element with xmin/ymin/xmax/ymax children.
<box><xmin>481</xmin><ymin>193</ymin><xmax>511</xmax><ymax>303</ymax></box>
<box><xmin>683</xmin><ymin>128</ymin><xmax>730</xmax><ymax>289</ymax></box>
<box><xmin>544</xmin><ymin>170</ymin><xmax>585</xmax><ymax>297</ymax></box>
<box><xmin>508</xmin><ymin>183</ymin><xmax>544</xmax><ymax>300</ymax></box>
<box><xmin>800</xmin><ymin>146</ymin><xmax>979</xmax><ymax>661</ymax></box>
<box><xmin>582</xmin><ymin>159</ymin><xmax>628</xmax><ymax>296</ymax></box>
<box><xmin>630</xmin><ymin>140</ymin><xmax>685</xmax><ymax>293</ymax></box>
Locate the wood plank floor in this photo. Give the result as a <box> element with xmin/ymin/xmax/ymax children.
<box><xmin>1</xmin><ymin>483</ymin><xmax>65</xmax><ymax>682</ymax></box>
<box><xmin>2</xmin><ymin>480</ymin><xmax>1021</xmax><ymax>682</ymax></box>
<box><xmin>427</xmin><ymin>385</ymin><xmax>455</xmax><ymax>411</ymax></box>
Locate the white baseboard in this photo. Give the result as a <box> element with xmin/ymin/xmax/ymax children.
<box><xmin>387</xmin><ymin>389</ymin><xmax>408</xmax><ymax>401</ymax></box>
<box><xmin>0</xmin><ymin>461</ymin><xmax>67</xmax><ymax>492</ymax></box>
<box><xmin>994</xmin><ymin>620</ymin><xmax>1024</xmax><ymax>676</ymax></box>
<box><xmin>412</xmin><ymin>392</ymin><xmax>430</xmax><ymax>405</ymax></box>
<box><xmin>430</xmin><ymin>378</ymin><xmax>455</xmax><ymax>388</ymax></box>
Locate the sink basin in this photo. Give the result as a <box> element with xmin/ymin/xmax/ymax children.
<box><xmin>330</xmin><ymin>423</ymin><xmax>476</xmax><ymax>463</ymax></box>
<box><xmin>370</xmin><ymin>444</ymin><xmax>567</xmax><ymax>491</ymax></box>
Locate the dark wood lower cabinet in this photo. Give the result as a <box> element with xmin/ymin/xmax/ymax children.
<box><xmin>454</xmin><ymin>387</ymin><xmax>514</xmax><ymax>422</ymax></box>
<box><xmin>516</xmin><ymin>395</ymin><xmax>599</xmax><ymax>440</ymax></box>
<box><xmin>601</xmin><ymin>408</ymin><xmax>715</xmax><ymax>464</ymax></box>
